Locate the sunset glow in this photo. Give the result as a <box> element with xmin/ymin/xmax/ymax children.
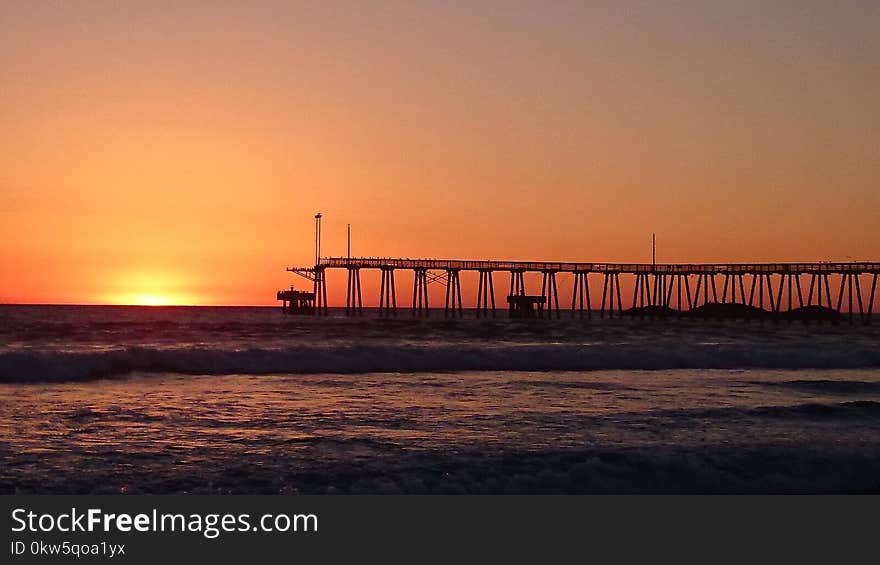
<box><xmin>128</xmin><ymin>295</ymin><xmax>171</xmax><ymax>307</ymax></box>
<box><xmin>1</xmin><ymin>2</ymin><xmax>878</xmax><ymax>306</ymax></box>
<box><xmin>97</xmin><ymin>270</ymin><xmax>206</xmax><ymax>306</ymax></box>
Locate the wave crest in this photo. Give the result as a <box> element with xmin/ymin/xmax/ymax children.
<box><xmin>2</xmin><ymin>342</ymin><xmax>880</xmax><ymax>383</ymax></box>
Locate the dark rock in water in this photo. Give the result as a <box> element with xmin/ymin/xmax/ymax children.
<box><xmin>623</xmin><ymin>305</ymin><xmax>679</xmax><ymax>317</ymax></box>
<box><xmin>684</xmin><ymin>302</ymin><xmax>770</xmax><ymax>319</ymax></box>
<box><xmin>782</xmin><ymin>306</ymin><xmax>843</xmax><ymax>322</ymax></box>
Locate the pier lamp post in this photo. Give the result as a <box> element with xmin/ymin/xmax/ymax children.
<box><xmin>315</xmin><ymin>213</ymin><xmax>322</xmax><ymax>267</ymax></box>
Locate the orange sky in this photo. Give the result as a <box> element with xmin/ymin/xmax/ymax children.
<box><xmin>1</xmin><ymin>2</ymin><xmax>878</xmax><ymax>305</ymax></box>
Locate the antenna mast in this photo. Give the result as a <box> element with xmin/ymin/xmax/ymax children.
<box><xmin>314</xmin><ymin>213</ymin><xmax>322</xmax><ymax>266</ymax></box>
<box><xmin>652</xmin><ymin>233</ymin><xmax>656</xmax><ymax>267</ymax></box>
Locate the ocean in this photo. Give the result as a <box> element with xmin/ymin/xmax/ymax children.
<box><xmin>2</xmin><ymin>304</ymin><xmax>880</xmax><ymax>493</ymax></box>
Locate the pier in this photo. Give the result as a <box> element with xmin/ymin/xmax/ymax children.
<box><xmin>282</xmin><ymin>258</ymin><xmax>880</xmax><ymax>324</ymax></box>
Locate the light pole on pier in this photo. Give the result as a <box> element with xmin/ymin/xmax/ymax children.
<box><xmin>652</xmin><ymin>233</ymin><xmax>656</xmax><ymax>268</ymax></box>
<box><xmin>314</xmin><ymin>213</ymin><xmax>322</xmax><ymax>267</ymax></box>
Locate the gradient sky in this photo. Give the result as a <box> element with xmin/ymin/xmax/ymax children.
<box><xmin>2</xmin><ymin>1</ymin><xmax>878</xmax><ymax>305</ymax></box>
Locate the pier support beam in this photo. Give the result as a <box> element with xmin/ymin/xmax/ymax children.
<box><xmin>692</xmin><ymin>273</ymin><xmax>716</xmax><ymax>309</ymax></box>
<box><xmin>824</xmin><ymin>273</ymin><xmax>833</xmax><ymax>308</ymax></box>
<box><xmin>571</xmin><ymin>271</ymin><xmax>591</xmax><ymax>318</ymax></box>
<box><xmin>633</xmin><ymin>273</ymin><xmax>651</xmax><ymax>311</ymax></box>
<box><xmin>445</xmin><ymin>269</ymin><xmax>463</xmax><ymax>318</ymax></box>
<box><xmin>693</xmin><ymin>273</ymin><xmax>703</xmax><ymax>311</ymax></box>
<box><xmin>869</xmin><ymin>274</ymin><xmax>877</xmax><ymax>324</ymax></box>
<box><xmin>720</xmin><ymin>273</ymin><xmax>746</xmax><ymax>306</ymax></box>
<box><xmin>664</xmin><ymin>274</ymin><xmax>675</xmax><ymax>308</ymax></box>
<box><xmin>757</xmin><ymin>274</ymin><xmax>764</xmax><ymax>310</ymax></box>
<box><xmin>599</xmin><ymin>272</ymin><xmax>622</xmax><ymax>318</ymax></box>
<box><xmin>682</xmin><ymin>274</ymin><xmax>693</xmax><ymax>311</ymax></box>
<box><xmin>313</xmin><ymin>267</ymin><xmax>328</xmax><ymax>316</ymax></box>
<box><xmin>633</xmin><ymin>272</ymin><xmax>670</xmax><ymax>316</ymax></box>
<box><xmin>806</xmin><ymin>272</ymin><xmax>834</xmax><ymax>309</ymax></box>
<box><xmin>509</xmin><ymin>270</ymin><xmax>525</xmax><ymax>297</ymax></box>
<box><xmin>378</xmin><ymin>267</ymin><xmax>397</xmax><ymax>317</ymax></box>
<box><xmin>345</xmin><ymin>268</ymin><xmax>363</xmax><ymax>315</ymax></box>
<box><xmin>411</xmin><ymin>268</ymin><xmax>430</xmax><ymax>317</ymax></box>
<box><xmin>652</xmin><ymin>273</ymin><xmax>666</xmax><ymax>309</ymax></box>
<box><xmin>632</xmin><ymin>273</ymin><xmax>641</xmax><ymax>311</ymax></box>
<box><xmin>476</xmin><ymin>270</ymin><xmax>496</xmax><ymax>318</ymax></box>
<box><xmin>663</xmin><ymin>274</ymin><xmax>677</xmax><ymax>309</ymax></box>
<box><xmin>806</xmin><ymin>273</ymin><xmax>816</xmax><ymax>306</ymax></box>
<box><xmin>540</xmin><ymin>271</ymin><xmax>560</xmax><ymax>319</ymax></box>
<box><xmin>794</xmin><ymin>274</ymin><xmax>804</xmax><ymax>309</ymax></box>
<box><xmin>783</xmin><ymin>273</ymin><xmax>794</xmax><ymax>313</ymax></box>
<box><xmin>747</xmin><ymin>274</ymin><xmax>757</xmax><ymax>308</ymax></box>
<box><xmin>765</xmin><ymin>274</ymin><xmax>777</xmax><ymax>313</ymax></box>
<box><xmin>836</xmin><ymin>272</ymin><xmax>865</xmax><ymax>324</ymax></box>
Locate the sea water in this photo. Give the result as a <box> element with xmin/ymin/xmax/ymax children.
<box><xmin>2</xmin><ymin>305</ymin><xmax>879</xmax><ymax>493</ymax></box>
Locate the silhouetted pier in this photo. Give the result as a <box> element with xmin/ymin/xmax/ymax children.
<box><xmin>281</xmin><ymin>258</ymin><xmax>880</xmax><ymax>324</ymax></box>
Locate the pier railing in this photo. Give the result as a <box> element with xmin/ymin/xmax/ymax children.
<box><xmin>316</xmin><ymin>257</ymin><xmax>880</xmax><ymax>275</ymax></box>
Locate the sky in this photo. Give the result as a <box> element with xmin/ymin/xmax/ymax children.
<box><xmin>1</xmin><ymin>1</ymin><xmax>878</xmax><ymax>305</ymax></box>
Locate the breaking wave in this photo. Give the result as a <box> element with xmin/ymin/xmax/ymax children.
<box><xmin>3</xmin><ymin>342</ymin><xmax>880</xmax><ymax>383</ymax></box>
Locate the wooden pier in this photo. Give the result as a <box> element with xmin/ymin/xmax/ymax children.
<box><xmin>280</xmin><ymin>258</ymin><xmax>880</xmax><ymax>323</ymax></box>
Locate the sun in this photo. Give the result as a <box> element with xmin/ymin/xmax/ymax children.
<box><xmin>102</xmin><ymin>270</ymin><xmax>205</xmax><ymax>305</ymax></box>
<box><xmin>135</xmin><ymin>294</ymin><xmax>171</xmax><ymax>306</ymax></box>
<box><xmin>106</xmin><ymin>292</ymin><xmax>198</xmax><ymax>306</ymax></box>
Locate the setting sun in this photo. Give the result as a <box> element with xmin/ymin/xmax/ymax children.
<box><xmin>97</xmin><ymin>270</ymin><xmax>206</xmax><ymax>306</ymax></box>
<box><xmin>109</xmin><ymin>292</ymin><xmax>202</xmax><ymax>306</ymax></box>
<box><xmin>134</xmin><ymin>294</ymin><xmax>170</xmax><ymax>307</ymax></box>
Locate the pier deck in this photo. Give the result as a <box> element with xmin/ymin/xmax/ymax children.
<box><xmin>281</xmin><ymin>257</ymin><xmax>880</xmax><ymax>323</ymax></box>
